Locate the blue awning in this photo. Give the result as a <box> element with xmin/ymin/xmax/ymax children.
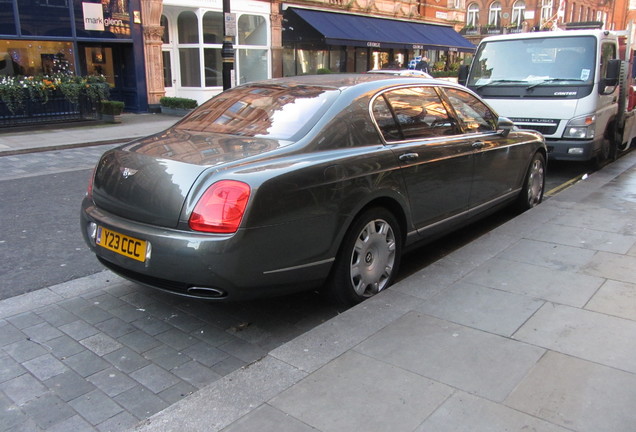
<box><xmin>284</xmin><ymin>8</ymin><xmax>475</xmax><ymax>52</ymax></box>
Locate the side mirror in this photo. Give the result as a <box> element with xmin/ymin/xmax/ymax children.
<box><xmin>497</xmin><ymin>116</ymin><xmax>515</xmax><ymax>137</ymax></box>
<box><xmin>458</xmin><ymin>65</ymin><xmax>470</xmax><ymax>86</ymax></box>
<box><xmin>601</xmin><ymin>59</ymin><xmax>621</xmax><ymax>92</ymax></box>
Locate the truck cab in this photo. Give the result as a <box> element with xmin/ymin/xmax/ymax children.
<box><xmin>459</xmin><ymin>26</ymin><xmax>635</xmax><ymax>164</ymax></box>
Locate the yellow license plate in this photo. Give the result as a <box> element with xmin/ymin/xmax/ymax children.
<box><xmin>96</xmin><ymin>226</ymin><xmax>147</xmax><ymax>262</ymax></box>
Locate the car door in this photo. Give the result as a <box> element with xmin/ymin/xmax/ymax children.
<box><xmin>371</xmin><ymin>85</ymin><xmax>475</xmax><ymax>232</ymax></box>
<box><xmin>442</xmin><ymin>87</ymin><xmax>528</xmax><ymax>207</ymax></box>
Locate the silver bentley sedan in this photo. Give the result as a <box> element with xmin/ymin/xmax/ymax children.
<box><xmin>81</xmin><ymin>74</ymin><xmax>546</xmax><ymax>305</ymax></box>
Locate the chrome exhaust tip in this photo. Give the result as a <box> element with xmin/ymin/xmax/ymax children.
<box><xmin>187</xmin><ymin>287</ymin><xmax>226</xmax><ymax>298</ymax></box>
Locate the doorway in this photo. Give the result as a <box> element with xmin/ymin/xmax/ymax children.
<box><xmin>78</xmin><ymin>43</ymin><xmax>139</xmax><ymax>111</ymax></box>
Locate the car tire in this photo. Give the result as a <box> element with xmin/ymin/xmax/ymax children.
<box><xmin>326</xmin><ymin>207</ymin><xmax>402</xmax><ymax>306</ymax></box>
<box><xmin>516</xmin><ymin>152</ymin><xmax>545</xmax><ymax>211</ymax></box>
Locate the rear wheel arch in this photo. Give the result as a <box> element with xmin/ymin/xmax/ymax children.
<box><xmin>324</xmin><ymin>198</ymin><xmax>408</xmax><ymax>306</ymax></box>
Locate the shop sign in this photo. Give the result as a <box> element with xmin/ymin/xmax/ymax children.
<box><xmin>367</xmin><ymin>42</ymin><xmax>381</xmax><ymax>48</ymax></box>
<box><xmin>82</xmin><ymin>1</ymin><xmax>131</xmax><ymax>35</ymax></box>
<box><xmin>83</xmin><ymin>2</ymin><xmax>105</xmax><ymax>31</ymax></box>
<box><xmin>413</xmin><ymin>44</ymin><xmax>423</xmax><ymax>49</ymax></box>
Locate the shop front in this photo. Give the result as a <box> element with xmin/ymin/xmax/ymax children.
<box><xmin>0</xmin><ymin>0</ymin><xmax>147</xmax><ymax>113</ymax></box>
<box><xmin>281</xmin><ymin>7</ymin><xmax>475</xmax><ymax>76</ymax></box>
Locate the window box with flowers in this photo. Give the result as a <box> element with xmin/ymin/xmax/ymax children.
<box><xmin>483</xmin><ymin>24</ymin><xmax>502</xmax><ymax>34</ymax></box>
<box><xmin>461</xmin><ymin>25</ymin><xmax>479</xmax><ymax>35</ymax></box>
<box><xmin>0</xmin><ymin>75</ymin><xmax>109</xmax><ymax>128</ymax></box>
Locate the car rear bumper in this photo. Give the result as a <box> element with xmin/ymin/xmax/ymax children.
<box><xmin>80</xmin><ymin>198</ymin><xmax>333</xmax><ymax>301</ymax></box>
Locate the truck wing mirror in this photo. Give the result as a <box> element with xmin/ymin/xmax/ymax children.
<box><xmin>602</xmin><ymin>59</ymin><xmax>621</xmax><ymax>90</ymax></box>
<box><xmin>458</xmin><ymin>65</ymin><xmax>469</xmax><ymax>86</ymax></box>
<box><xmin>497</xmin><ymin>116</ymin><xmax>515</xmax><ymax>137</ymax></box>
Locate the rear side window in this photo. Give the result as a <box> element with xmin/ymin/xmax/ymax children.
<box><xmin>444</xmin><ymin>88</ymin><xmax>496</xmax><ymax>133</ymax></box>
<box><xmin>372</xmin><ymin>86</ymin><xmax>459</xmax><ymax>142</ymax></box>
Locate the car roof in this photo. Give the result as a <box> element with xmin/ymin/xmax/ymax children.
<box><xmin>240</xmin><ymin>73</ymin><xmax>444</xmax><ymax>91</ymax></box>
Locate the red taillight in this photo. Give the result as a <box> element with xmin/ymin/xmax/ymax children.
<box><xmin>189</xmin><ymin>180</ymin><xmax>251</xmax><ymax>233</ymax></box>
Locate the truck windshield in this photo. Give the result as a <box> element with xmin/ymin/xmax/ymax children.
<box><xmin>468</xmin><ymin>36</ymin><xmax>596</xmax><ymax>87</ymax></box>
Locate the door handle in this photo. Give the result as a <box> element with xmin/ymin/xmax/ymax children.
<box><xmin>472</xmin><ymin>141</ymin><xmax>485</xmax><ymax>149</ymax></box>
<box><xmin>399</xmin><ymin>153</ymin><xmax>419</xmax><ymax>162</ymax></box>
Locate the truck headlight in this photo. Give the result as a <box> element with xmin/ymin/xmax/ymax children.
<box><xmin>563</xmin><ymin>115</ymin><xmax>595</xmax><ymax>139</ymax></box>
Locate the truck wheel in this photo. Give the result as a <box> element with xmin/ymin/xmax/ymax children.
<box><xmin>326</xmin><ymin>207</ymin><xmax>402</xmax><ymax>306</ymax></box>
<box><xmin>593</xmin><ymin>136</ymin><xmax>612</xmax><ymax>169</ymax></box>
<box><xmin>515</xmin><ymin>153</ymin><xmax>545</xmax><ymax>211</ymax></box>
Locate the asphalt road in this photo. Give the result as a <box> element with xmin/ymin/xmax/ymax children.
<box><xmin>0</xmin><ymin>145</ymin><xmax>595</xmax><ymax>301</ymax></box>
<box><xmin>0</xmin><ymin>169</ymin><xmax>103</xmax><ymax>299</ymax></box>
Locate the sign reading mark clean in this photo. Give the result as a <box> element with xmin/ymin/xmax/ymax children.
<box><xmin>83</xmin><ymin>2</ymin><xmax>105</xmax><ymax>31</ymax></box>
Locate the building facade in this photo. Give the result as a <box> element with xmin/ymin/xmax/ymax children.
<box><xmin>2</xmin><ymin>0</ymin><xmax>634</xmax><ymax>114</ymax></box>
<box><xmin>151</xmin><ymin>0</ymin><xmax>478</xmax><ymax>105</ymax></box>
<box><xmin>459</xmin><ymin>0</ymin><xmax>634</xmax><ymax>46</ymax></box>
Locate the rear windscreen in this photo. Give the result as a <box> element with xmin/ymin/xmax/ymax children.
<box><xmin>175</xmin><ymin>85</ymin><xmax>340</xmax><ymax>141</ymax></box>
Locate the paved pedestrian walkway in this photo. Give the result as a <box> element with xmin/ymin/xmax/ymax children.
<box><xmin>1</xmin><ymin>116</ymin><xmax>635</xmax><ymax>432</ymax></box>
<box><xmin>0</xmin><ymin>113</ymin><xmax>177</xmax><ymax>156</ymax></box>
<box><xmin>131</xmin><ymin>151</ymin><xmax>636</xmax><ymax>432</ymax></box>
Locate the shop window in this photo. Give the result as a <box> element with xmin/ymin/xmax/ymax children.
<box><xmin>0</xmin><ymin>40</ymin><xmax>75</xmax><ymax>76</ymax></box>
<box><xmin>355</xmin><ymin>48</ymin><xmax>368</xmax><ymax>73</ymax></box>
<box><xmin>204</xmin><ymin>48</ymin><xmax>222</xmax><ymax>87</ymax></box>
<box><xmin>294</xmin><ymin>49</ymin><xmax>328</xmax><ymax>75</ymax></box>
<box><xmin>203</xmin><ymin>12</ymin><xmax>223</xmax><ymax>44</ymax></box>
<box><xmin>282</xmin><ymin>48</ymin><xmax>296</xmax><ymax>76</ymax></box>
<box><xmin>238</xmin><ymin>15</ymin><xmax>266</xmax><ymax>45</ymax></box>
<box><xmin>329</xmin><ymin>47</ymin><xmax>346</xmax><ymax>72</ymax></box>
<box><xmin>0</xmin><ymin>0</ymin><xmax>16</xmax><ymax>35</ymax></box>
<box><xmin>238</xmin><ymin>49</ymin><xmax>267</xmax><ymax>84</ymax></box>
<box><xmin>161</xmin><ymin>15</ymin><xmax>170</xmax><ymax>44</ymax></box>
<box><xmin>84</xmin><ymin>47</ymin><xmax>115</xmax><ymax>86</ymax></box>
<box><xmin>178</xmin><ymin>11</ymin><xmax>199</xmax><ymax>44</ymax></box>
<box><xmin>163</xmin><ymin>51</ymin><xmax>172</xmax><ymax>87</ymax></box>
<box><xmin>180</xmin><ymin>48</ymin><xmax>201</xmax><ymax>86</ymax></box>
<box><xmin>19</xmin><ymin>1</ymin><xmax>72</xmax><ymax>37</ymax></box>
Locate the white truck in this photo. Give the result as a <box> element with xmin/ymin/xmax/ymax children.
<box><xmin>458</xmin><ymin>23</ymin><xmax>636</xmax><ymax>166</ymax></box>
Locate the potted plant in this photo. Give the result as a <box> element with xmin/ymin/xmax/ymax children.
<box><xmin>99</xmin><ymin>100</ymin><xmax>125</xmax><ymax>123</ymax></box>
<box><xmin>159</xmin><ymin>97</ymin><xmax>198</xmax><ymax>116</ymax></box>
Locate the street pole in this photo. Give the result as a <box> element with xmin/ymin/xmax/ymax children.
<box><xmin>222</xmin><ymin>0</ymin><xmax>235</xmax><ymax>91</ymax></box>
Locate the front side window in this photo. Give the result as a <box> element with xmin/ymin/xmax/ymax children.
<box><xmin>599</xmin><ymin>42</ymin><xmax>616</xmax><ymax>79</ymax></box>
<box><xmin>372</xmin><ymin>87</ymin><xmax>459</xmax><ymax>141</ymax></box>
<box><xmin>444</xmin><ymin>88</ymin><xmax>496</xmax><ymax>133</ymax></box>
